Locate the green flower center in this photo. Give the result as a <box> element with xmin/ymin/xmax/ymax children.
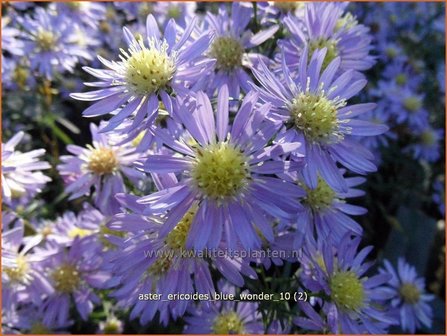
<box><xmin>274</xmin><ymin>1</ymin><xmax>303</xmax><ymax>12</ymax></box>
<box><xmin>395</xmin><ymin>73</ymin><xmax>407</xmax><ymax>86</ymax></box>
<box><xmin>191</xmin><ymin>142</ymin><xmax>250</xmax><ymax>199</ymax></box>
<box><xmin>385</xmin><ymin>47</ymin><xmax>398</xmax><ymax>59</ymax></box>
<box><xmin>88</xmin><ymin>147</ymin><xmax>118</xmax><ymax>175</ymax></box>
<box><xmin>165</xmin><ymin>206</ymin><xmax>197</xmax><ymax>250</ymax></box>
<box><xmin>330</xmin><ymin>271</ymin><xmax>365</xmax><ymax>311</ymax></box>
<box><xmin>66</xmin><ymin>1</ymin><xmax>82</xmax><ymax>10</ymax></box>
<box><xmin>303</xmin><ymin>178</ymin><xmax>335</xmax><ymax>211</ymax></box>
<box><xmin>29</xmin><ymin>322</ymin><xmax>51</xmax><ymax>334</ymax></box>
<box><xmin>403</xmin><ymin>96</ymin><xmax>422</xmax><ymax>112</ymax></box>
<box><xmin>102</xmin><ymin>318</ymin><xmax>122</xmax><ymax>334</ymax></box>
<box><xmin>124</xmin><ymin>39</ymin><xmax>175</xmax><ymax>95</ymax></box>
<box><xmin>209</xmin><ymin>36</ymin><xmax>244</xmax><ymax>72</ymax></box>
<box><xmin>290</xmin><ymin>93</ymin><xmax>339</xmax><ymax>143</ymax></box>
<box><xmin>52</xmin><ymin>263</ymin><xmax>81</xmax><ymax>293</ymax></box>
<box><xmin>212</xmin><ymin>311</ymin><xmax>245</xmax><ymax>334</ymax></box>
<box><xmin>138</xmin><ymin>3</ymin><xmax>154</xmax><ymax>18</ymax></box>
<box><xmin>99</xmin><ymin>225</ymin><xmax>126</xmax><ymax>250</ymax></box>
<box><xmin>167</xmin><ymin>5</ymin><xmax>181</xmax><ymax>19</ymax></box>
<box><xmin>308</xmin><ymin>38</ymin><xmax>338</xmax><ymax>69</ymax></box>
<box><xmin>4</xmin><ymin>255</ymin><xmax>29</xmax><ymax>283</ymax></box>
<box><xmin>420</xmin><ymin>130</ymin><xmax>436</xmax><ymax>146</ymax></box>
<box><xmin>68</xmin><ymin>227</ymin><xmax>93</xmax><ymax>239</ymax></box>
<box><xmin>399</xmin><ymin>283</ymin><xmax>420</xmax><ymax>304</ymax></box>
<box><xmin>36</xmin><ymin>29</ymin><xmax>56</xmax><ymax>51</ymax></box>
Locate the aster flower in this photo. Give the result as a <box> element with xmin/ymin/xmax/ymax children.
<box><xmin>40</xmin><ymin>238</ymin><xmax>110</xmax><ymax>326</ymax></box>
<box><xmin>379</xmin><ymin>259</ymin><xmax>434</xmax><ymax>333</ymax></box>
<box><xmin>202</xmin><ymin>2</ymin><xmax>279</xmax><ymax>98</ymax></box>
<box><xmin>141</xmin><ymin>87</ymin><xmax>303</xmax><ymax>250</ymax></box>
<box><xmin>281</xmin><ymin>2</ymin><xmax>374</xmax><ymax>75</ymax></box>
<box><xmin>113</xmin><ymin>2</ymin><xmax>156</xmax><ymax>22</ymax></box>
<box><xmin>184</xmin><ymin>282</ymin><xmax>263</xmax><ymax>334</ymax></box>
<box><xmin>2</xmin><ymin>221</ymin><xmax>53</xmax><ymax>306</ymax></box>
<box><xmin>296</xmin><ymin>235</ymin><xmax>397</xmax><ymax>333</ymax></box>
<box><xmin>2</xmin><ymin>18</ymin><xmax>24</xmax><ymax>59</ymax></box>
<box><xmin>153</xmin><ymin>2</ymin><xmax>196</xmax><ymax>28</ymax></box>
<box><xmin>389</xmin><ymin>88</ymin><xmax>429</xmax><ymax>128</ymax></box>
<box><xmin>19</xmin><ymin>7</ymin><xmax>93</xmax><ymax>79</ymax></box>
<box><xmin>50</xmin><ymin>2</ymin><xmax>106</xmax><ymax>29</ymax></box>
<box><xmin>285</xmin><ymin>171</ymin><xmax>366</xmax><ymax>246</ymax></box>
<box><xmin>252</xmin><ymin>48</ymin><xmax>387</xmax><ymax>192</ymax></box>
<box><xmin>2</xmin><ymin>131</ymin><xmax>51</xmax><ymax>205</ymax></box>
<box><xmin>257</xmin><ymin>1</ymin><xmax>306</xmax><ymax>26</ymax></box>
<box><xmin>71</xmin><ymin>14</ymin><xmax>214</xmax><ymax>137</ymax></box>
<box><xmin>405</xmin><ymin>126</ymin><xmax>443</xmax><ymax>162</ymax></box>
<box><xmin>57</xmin><ymin>123</ymin><xmax>144</xmax><ymax>215</ymax></box>
<box><xmin>107</xmin><ymin>188</ymin><xmax>257</xmax><ymax>326</ymax></box>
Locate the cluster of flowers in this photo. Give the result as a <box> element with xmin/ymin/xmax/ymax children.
<box><xmin>2</xmin><ymin>2</ymin><xmax>442</xmax><ymax>334</ymax></box>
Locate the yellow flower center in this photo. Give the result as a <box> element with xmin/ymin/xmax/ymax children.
<box><xmin>88</xmin><ymin>147</ymin><xmax>118</xmax><ymax>175</ymax></box>
<box><xmin>302</xmin><ymin>177</ymin><xmax>336</xmax><ymax>211</ymax></box>
<box><xmin>4</xmin><ymin>255</ymin><xmax>29</xmax><ymax>283</ymax></box>
<box><xmin>138</xmin><ymin>3</ymin><xmax>154</xmax><ymax>18</ymax></box>
<box><xmin>123</xmin><ymin>39</ymin><xmax>175</xmax><ymax>95</ymax></box>
<box><xmin>66</xmin><ymin>1</ymin><xmax>82</xmax><ymax>10</ymax></box>
<box><xmin>420</xmin><ymin>130</ymin><xmax>436</xmax><ymax>146</ymax></box>
<box><xmin>399</xmin><ymin>282</ymin><xmax>420</xmax><ymax>304</ymax></box>
<box><xmin>330</xmin><ymin>271</ymin><xmax>365</xmax><ymax>311</ymax></box>
<box><xmin>52</xmin><ymin>263</ymin><xmax>81</xmax><ymax>293</ymax></box>
<box><xmin>13</xmin><ymin>65</ymin><xmax>29</xmax><ymax>89</ymax></box>
<box><xmin>165</xmin><ymin>206</ymin><xmax>197</xmax><ymax>250</ymax></box>
<box><xmin>29</xmin><ymin>322</ymin><xmax>51</xmax><ymax>334</ymax></box>
<box><xmin>209</xmin><ymin>36</ymin><xmax>244</xmax><ymax>72</ymax></box>
<box><xmin>167</xmin><ymin>5</ymin><xmax>181</xmax><ymax>19</ymax></box>
<box><xmin>36</xmin><ymin>29</ymin><xmax>56</xmax><ymax>52</ymax></box>
<box><xmin>99</xmin><ymin>225</ymin><xmax>126</xmax><ymax>250</ymax></box>
<box><xmin>191</xmin><ymin>142</ymin><xmax>250</xmax><ymax>199</ymax></box>
<box><xmin>395</xmin><ymin>73</ymin><xmax>407</xmax><ymax>86</ymax></box>
<box><xmin>68</xmin><ymin>227</ymin><xmax>94</xmax><ymax>239</ymax></box>
<box><xmin>102</xmin><ymin>318</ymin><xmax>122</xmax><ymax>334</ymax></box>
<box><xmin>274</xmin><ymin>1</ymin><xmax>304</xmax><ymax>12</ymax></box>
<box><xmin>212</xmin><ymin>311</ymin><xmax>245</xmax><ymax>334</ymax></box>
<box><xmin>308</xmin><ymin>38</ymin><xmax>339</xmax><ymax>70</ymax></box>
<box><xmin>290</xmin><ymin>93</ymin><xmax>339</xmax><ymax>143</ymax></box>
<box><xmin>403</xmin><ymin>96</ymin><xmax>422</xmax><ymax>112</ymax></box>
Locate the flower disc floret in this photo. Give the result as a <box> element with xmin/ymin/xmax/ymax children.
<box><xmin>209</xmin><ymin>36</ymin><xmax>244</xmax><ymax>71</ymax></box>
<box><xmin>399</xmin><ymin>282</ymin><xmax>421</xmax><ymax>304</ymax></box>
<box><xmin>403</xmin><ymin>96</ymin><xmax>422</xmax><ymax>112</ymax></box>
<box><xmin>36</xmin><ymin>29</ymin><xmax>57</xmax><ymax>51</ymax></box>
<box><xmin>303</xmin><ymin>178</ymin><xmax>335</xmax><ymax>211</ymax></box>
<box><xmin>308</xmin><ymin>38</ymin><xmax>339</xmax><ymax>69</ymax></box>
<box><xmin>330</xmin><ymin>271</ymin><xmax>365</xmax><ymax>311</ymax></box>
<box><xmin>191</xmin><ymin>142</ymin><xmax>250</xmax><ymax>199</ymax></box>
<box><xmin>87</xmin><ymin>147</ymin><xmax>118</xmax><ymax>175</ymax></box>
<box><xmin>4</xmin><ymin>255</ymin><xmax>29</xmax><ymax>283</ymax></box>
<box><xmin>212</xmin><ymin>311</ymin><xmax>245</xmax><ymax>334</ymax></box>
<box><xmin>52</xmin><ymin>263</ymin><xmax>81</xmax><ymax>293</ymax></box>
<box><xmin>290</xmin><ymin>93</ymin><xmax>339</xmax><ymax>143</ymax></box>
<box><xmin>123</xmin><ymin>39</ymin><xmax>175</xmax><ymax>95</ymax></box>
<box><xmin>165</xmin><ymin>207</ymin><xmax>197</xmax><ymax>250</ymax></box>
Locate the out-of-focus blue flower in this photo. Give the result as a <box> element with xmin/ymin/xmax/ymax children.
<box><xmin>379</xmin><ymin>258</ymin><xmax>435</xmax><ymax>333</ymax></box>
<box><xmin>252</xmin><ymin>49</ymin><xmax>387</xmax><ymax>192</ymax></box>
<box><xmin>57</xmin><ymin>123</ymin><xmax>144</xmax><ymax>215</ymax></box>
<box><xmin>19</xmin><ymin>7</ymin><xmax>93</xmax><ymax>79</ymax></box>
<box><xmin>405</xmin><ymin>126</ymin><xmax>443</xmax><ymax>163</ymax></box>
<box><xmin>281</xmin><ymin>2</ymin><xmax>374</xmax><ymax>76</ymax></box>
<box><xmin>184</xmin><ymin>282</ymin><xmax>263</xmax><ymax>334</ymax></box>
<box><xmin>257</xmin><ymin>1</ymin><xmax>306</xmax><ymax>26</ymax></box>
<box><xmin>296</xmin><ymin>236</ymin><xmax>397</xmax><ymax>333</ymax></box>
<box><xmin>49</xmin><ymin>2</ymin><xmax>106</xmax><ymax>29</ymax></box>
<box><xmin>2</xmin><ymin>131</ymin><xmax>51</xmax><ymax>206</ymax></box>
<box><xmin>201</xmin><ymin>2</ymin><xmax>278</xmax><ymax>98</ymax></box>
<box><xmin>40</xmin><ymin>238</ymin><xmax>111</xmax><ymax>326</ymax></box>
<box><xmin>153</xmin><ymin>2</ymin><xmax>196</xmax><ymax>28</ymax></box>
<box><xmin>71</xmin><ymin>14</ymin><xmax>214</xmax><ymax>138</ymax></box>
<box><xmin>142</xmin><ymin>87</ymin><xmax>303</xmax><ymax>250</ymax></box>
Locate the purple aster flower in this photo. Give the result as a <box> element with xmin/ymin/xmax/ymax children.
<box><xmin>202</xmin><ymin>2</ymin><xmax>279</xmax><ymax>98</ymax></box>
<box><xmin>433</xmin><ymin>177</ymin><xmax>445</xmax><ymax>217</ymax></box>
<box><xmin>388</xmin><ymin>88</ymin><xmax>429</xmax><ymax>128</ymax></box>
<box><xmin>252</xmin><ymin>48</ymin><xmax>387</xmax><ymax>192</ymax></box>
<box><xmin>141</xmin><ymin>86</ymin><xmax>303</xmax><ymax>250</ymax></box>
<box><xmin>2</xmin><ymin>131</ymin><xmax>51</xmax><ymax>205</ymax></box>
<box><xmin>257</xmin><ymin>1</ymin><xmax>306</xmax><ymax>26</ymax></box>
<box><xmin>184</xmin><ymin>282</ymin><xmax>263</xmax><ymax>334</ymax></box>
<box><xmin>2</xmin><ymin>18</ymin><xmax>24</xmax><ymax>58</ymax></box>
<box><xmin>19</xmin><ymin>7</ymin><xmax>93</xmax><ymax>79</ymax></box>
<box><xmin>281</xmin><ymin>2</ymin><xmax>374</xmax><ymax>76</ymax></box>
<box><xmin>382</xmin><ymin>59</ymin><xmax>423</xmax><ymax>90</ymax></box>
<box><xmin>107</xmin><ymin>187</ymin><xmax>257</xmax><ymax>326</ymax></box>
<box><xmin>40</xmin><ymin>238</ymin><xmax>110</xmax><ymax>326</ymax></box>
<box><xmin>2</xmin><ymin>220</ymin><xmax>53</xmax><ymax>306</ymax></box>
<box><xmin>50</xmin><ymin>2</ymin><xmax>106</xmax><ymax>29</ymax></box>
<box><xmin>113</xmin><ymin>2</ymin><xmax>156</xmax><ymax>22</ymax></box>
<box><xmin>153</xmin><ymin>2</ymin><xmax>196</xmax><ymax>28</ymax></box>
<box><xmin>71</xmin><ymin>14</ymin><xmax>214</xmax><ymax>138</ymax></box>
<box><xmin>57</xmin><ymin>123</ymin><xmax>144</xmax><ymax>215</ymax></box>
<box><xmin>379</xmin><ymin>258</ymin><xmax>434</xmax><ymax>333</ymax></box>
<box><xmin>296</xmin><ymin>235</ymin><xmax>397</xmax><ymax>333</ymax></box>
<box><xmin>405</xmin><ymin>126</ymin><xmax>443</xmax><ymax>162</ymax></box>
<box><xmin>284</xmin><ymin>171</ymin><xmax>366</xmax><ymax>246</ymax></box>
